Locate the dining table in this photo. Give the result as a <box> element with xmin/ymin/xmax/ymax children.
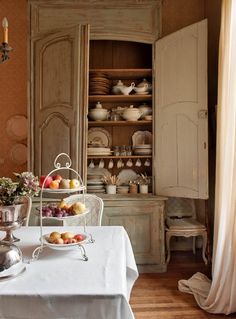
<box><xmin>0</xmin><ymin>226</ymin><xmax>138</xmax><ymax>319</ymax></box>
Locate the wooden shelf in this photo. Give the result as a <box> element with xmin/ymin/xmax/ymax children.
<box><xmin>89</xmin><ymin>68</ymin><xmax>152</xmax><ymax>79</ymax></box>
<box><xmin>88</xmin><ymin>155</ymin><xmax>152</xmax><ymax>159</ymax></box>
<box><xmin>88</xmin><ymin>120</ymin><xmax>152</xmax><ymax>126</ymax></box>
<box><xmin>89</xmin><ymin>95</ymin><xmax>152</xmax><ymax>103</ymax></box>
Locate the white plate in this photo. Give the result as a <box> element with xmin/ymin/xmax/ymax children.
<box><xmin>132</xmin><ymin>131</ymin><xmax>152</xmax><ymax>146</ymax></box>
<box><xmin>42</xmin><ymin>233</ymin><xmax>87</xmax><ymax>250</ymax></box>
<box><xmin>87</xmin><ymin>152</ymin><xmax>112</xmax><ymax>156</ymax></box>
<box><xmin>117</xmin><ymin>169</ymin><xmax>138</xmax><ymax>185</ymax></box>
<box><xmin>87</xmin><ymin>147</ymin><xmax>111</xmax><ymax>152</ymax></box>
<box><xmin>134</xmin><ymin>144</ymin><xmax>152</xmax><ymax>149</ymax></box>
<box><xmin>134</xmin><ymin>91</ymin><xmax>149</xmax><ymax>95</ymax></box>
<box><xmin>87</xmin><ymin>181</ymin><xmax>103</xmax><ymax>185</ymax></box>
<box><xmin>87</xmin><ymin>185</ymin><xmax>104</xmax><ymax>190</ymax></box>
<box><xmin>10</xmin><ymin>143</ymin><xmax>27</xmax><ymax>164</ymax></box>
<box><xmin>87</xmin><ymin>167</ymin><xmax>111</xmax><ymax>177</ymax></box>
<box><xmin>133</xmin><ymin>150</ymin><xmax>152</xmax><ymax>155</ymax></box>
<box><xmin>40</xmin><ymin>186</ymin><xmax>86</xmax><ymax>194</ymax></box>
<box><xmin>88</xmin><ymin>128</ymin><xmax>112</xmax><ymax>147</ymax></box>
<box><xmin>6</xmin><ymin>115</ymin><xmax>27</xmax><ymax>141</ymax></box>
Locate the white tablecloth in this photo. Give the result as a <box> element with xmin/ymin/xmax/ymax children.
<box><xmin>0</xmin><ymin>226</ymin><xmax>138</xmax><ymax>319</ymax></box>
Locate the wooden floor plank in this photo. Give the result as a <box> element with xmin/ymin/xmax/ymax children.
<box><xmin>130</xmin><ymin>251</ymin><xmax>236</xmax><ymax>319</ymax></box>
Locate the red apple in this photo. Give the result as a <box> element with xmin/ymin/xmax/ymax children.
<box><xmin>74</xmin><ymin>234</ymin><xmax>85</xmax><ymax>242</ymax></box>
<box><xmin>52</xmin><ymin>174</ymin><xmax>62</xmax><ymax>181</ymax></box>
<box><xmin>39</xmin><ymin>175</ymin><xmax>53</xmax><ymax>188</ymax></box>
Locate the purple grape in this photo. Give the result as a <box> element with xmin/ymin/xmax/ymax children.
<box><xmin>45</xmin><ymin>211</ymin><xmax>52</xmax><ymax>217</ymax></box>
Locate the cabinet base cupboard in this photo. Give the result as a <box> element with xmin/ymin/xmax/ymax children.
<box><xmin>28</xmin><ymin>1</ymin><xmax>208</xmax><ymax>272</ymax></box>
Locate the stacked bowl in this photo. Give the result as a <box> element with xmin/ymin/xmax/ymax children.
<box><xmin>133</xmin><ymin>144</ymin><xmax>152</xmax><ymax>156</ymax></box>
<box><xmin>89</xmin><ymin>72</ymin><xmax>110</xmax><ymax>95</ymax></box>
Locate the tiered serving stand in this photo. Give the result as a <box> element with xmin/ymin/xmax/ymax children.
<box><xmin>31</xmin><ymin>153</ymin><xmax>93</xmax><ymax>262</ymax></box>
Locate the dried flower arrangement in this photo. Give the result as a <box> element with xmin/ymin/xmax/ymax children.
<box><xmin>0</xmin><ymin>172</ymin><xmax>40</xmax><ymax>206</ymax></box>
<box><xmin>102</xmin><ymin>175</ymin><xmax>120</xmax><ymax>186</ymax></box>
<box><xmin>136</xmin><ymin>173</ymin><xmax>151</xmax><ymax>185</ymax></box>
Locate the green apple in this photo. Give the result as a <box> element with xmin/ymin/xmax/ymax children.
<box><xmin>69</xmin><ymin>179</ymin><xmax>80</xmax><ymax>189</ymax></box>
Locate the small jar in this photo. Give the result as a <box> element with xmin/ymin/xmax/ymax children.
<box><xmin>113</xmin><ymin>146</ymin><xmax>120</xmax><ymax>156</ymax></box>
<box><xmin>120</xmin><ymin>145</ymin><xmax>126</xmax><ymax>156</ymax></box>
<box><xmin>126</xmin><ymin>146</ymin><xmax>132</xmax><ymax>156</ymax></box>
<box><xmin>129</xmin><ymin>183</ymin><xmax>138</xmax><ymax>194</ymax></box>
<box><xmin>106</xmin><ymin>184</ymin><xmax>117</xmax><ymax>194</ymax></box>
<box><xmin>139</xmin><ymin>184</ymin><xmax>148</xmax><ymax>194</ymax></box>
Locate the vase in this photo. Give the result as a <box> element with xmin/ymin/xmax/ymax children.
<box><xmin>0</xmin><ymin>196</ymin><xmax>32</xmax><ymax>243</ymax></box>
<box><xmin>106</xmin><ymin>185</ymin><xmax>117</xmax><ymax>194</ymax></box>
<box><xmin>139</xmin><ymin>184</ymin><xmax>148</xmax><ymax>194</ymax></box>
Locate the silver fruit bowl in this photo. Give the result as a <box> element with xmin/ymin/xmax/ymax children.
<box><xmin>0</xmin><ymin>204</ymin><xmax>27</xmax><ymax>243</ymax></box>
<box><xmin>0</xmin><ymin>242</ymin><xmax>25</xmax><ymax>280</ymax></box>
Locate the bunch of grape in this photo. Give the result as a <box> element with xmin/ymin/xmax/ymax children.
<box><xmin>41</xmin><ymin>205</ymin><xmax>74</xmax><ymax>218</ymax></box>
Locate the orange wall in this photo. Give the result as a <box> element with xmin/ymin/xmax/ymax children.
<box><xmin>0</xmin><ymin>0</ymin><xmax>28</xmax><ymax>178</ymax></box>
<box><xmin>162</xmin><ymin>0</ymin><xmax>205</xmax><ymax>36</ymax></box>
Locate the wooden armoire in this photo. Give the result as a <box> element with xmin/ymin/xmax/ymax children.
<box><xmin>28</xmin><ymin>0</ymin><xmax>208</xmax><ymax>272</ymax></box>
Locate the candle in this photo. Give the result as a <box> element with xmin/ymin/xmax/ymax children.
<box><xmin>2</xmin><ymin>17</ymin><xmax>8</xmax><ymax>44</ymax></box>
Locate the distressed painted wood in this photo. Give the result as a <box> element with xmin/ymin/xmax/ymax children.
<box><xmin>102</xmin><ymin>195</ymin><xmax>167</xmax><ymax>272</ymax></box>
<box><xmin>29</xmin><ymin>0</ymin><xmax>161</xmax><ymax>43</ymax></box>
<box><xmin>31</xmin><ymin>25</ymin><xmax>89</xmax><ymax>179</ymax></box>
<box><xmin>154</xmin><ymin>20</ymin><xmax>208</xmax><ymax>199</ymax></box>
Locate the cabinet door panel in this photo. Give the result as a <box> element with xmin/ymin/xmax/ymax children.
<box><xmin>103</xmin><ymin>204</ymin><xmax>163</xmax><ymax>264</ymax></box>
<box><xmin>33</xmin><ymin>25</ymin><xmax>89</xmax><ymax>177</ymax></box>
<box><xmin>154</xmin><ymin>20</ymin><xmax>208</xmax><ymax>199</ymax></box>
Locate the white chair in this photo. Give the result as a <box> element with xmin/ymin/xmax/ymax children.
<box><xmin>63</xmin><ymin>194</ymin><xmax>104</xmax><ymax>226</ymax></box>
<box><xmin>165</xmin><ymin>197</ymin><xmax>208</xmax><ymax>265</ymax></box>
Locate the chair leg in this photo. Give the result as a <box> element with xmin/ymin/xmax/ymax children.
<box><xmin>192</xmin><ymin>236</ymin><xmax>196</xmax><ymax>255</ymax></box>
<box><xmin>166</xmin><ymin>232</ymin><xmax>172</xmax><ymax>264</ymax></box>
<box><xmin>202</xmin><ymin>231</ymin><xmax>208</xmax><ymax>265</ymax></box>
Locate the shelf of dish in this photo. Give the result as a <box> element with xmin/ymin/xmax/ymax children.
<box><xmin>88</xmin><ymin>120</ymin><xmax>152</xmax><ymax>126</ymax></box>
<box><xmin>89</xmin><ymin>95</ymin><xmax>152</xmax><ymax>103</ymax></box>
<box><xmin>89</xmin><ymin>68</ymin><xmax>152</xmax><ymax>79</ymax></box>
<box><xmin>87</xmin><ymin>155</ymin><xmax>152</xmax><ymax>159</ymax></box>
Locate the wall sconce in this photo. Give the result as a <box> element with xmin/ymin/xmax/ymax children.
<box><xmin>0</xmin><ymin>17</ymin><xmax>13</xmax><ymax>64</ymax></box>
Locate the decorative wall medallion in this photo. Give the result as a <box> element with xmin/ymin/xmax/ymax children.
<box><xmin>10</xmin><ymin>144</ymin><xmax>27</xmax><ymax>165</ymax></box>
<box><xmin>6</xmin><ymin>115</ymin><xmax>27</xmax><ymax>141</ymax></box>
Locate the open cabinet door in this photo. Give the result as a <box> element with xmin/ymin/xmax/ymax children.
<box><xmin>32</xmin><ymin>25</ymin><xmax>89</xmax><ymax>178</ymax></box>
<box><xmin>154</xmin><ymin>20</ymin><xmax>208</xmax><ymax>199</ymax></box>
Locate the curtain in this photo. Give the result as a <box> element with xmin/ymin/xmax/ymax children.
<box><xmin>178</xmin><ymin>0</ymin><xmax>236</xmax><ymax>314</ymax></box>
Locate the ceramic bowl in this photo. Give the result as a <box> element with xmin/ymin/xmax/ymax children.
<box><xmin>88</xmin><ymin>109</ymin><xmax>108</xmax><ymax>121</ymax></box>
<box><xmin>112</xmin><ymin>80</ymin><xmax>124</xmax><ymax>95</ymax></box>
<box><xmin>122</xmin><ymin>106</ymin><xmax>142</xmax><ymax>121</ymax></box>
<box><xmin>133</xmin><ymin>83</ymin><xmax>149</xmax><ymax>94</ymax></box>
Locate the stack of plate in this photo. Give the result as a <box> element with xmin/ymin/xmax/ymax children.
<box><xmin>133</xmin><ymin>144</ymin><xmax>152</xmax><ymax>155</ymax></box>
<box><xmin>89</xmin><ymin>72</ymin><xmax>111</xmax><ymax>95</ymax></box>
<box><xmin>117</xmin><ymin>185</ymin><xmax>129</xmax><ymax>194</ymax></box>
<box><xmin>87</xmin><ymin>175</ymin><xmax>105</xmax><ymax>194</ymax></box>
<box><xmin>87</xmin><ymin>147</ymin><xmax>112</xmax><ymax>156</ymax></box>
